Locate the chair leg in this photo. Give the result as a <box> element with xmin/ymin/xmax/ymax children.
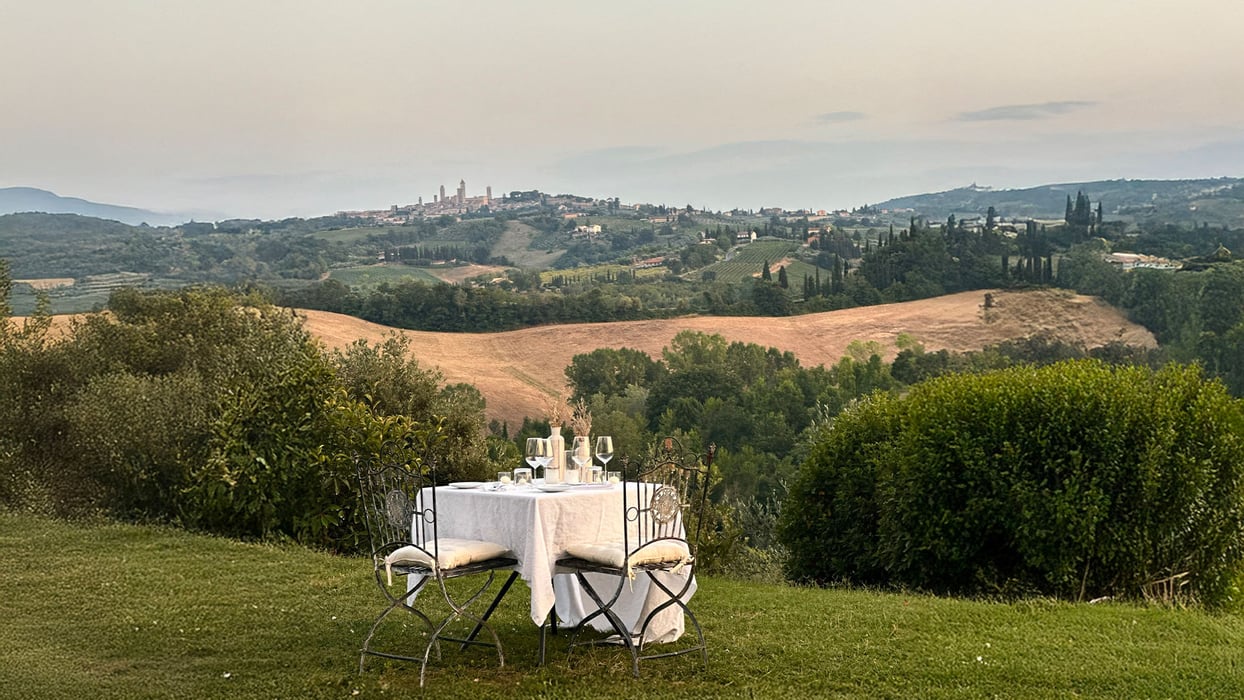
<box><xmin>360</xmin><ymin>580</ymin><xmax>444</xmax><ymax>673</ymax></box>
<box><xmin>437</xmin><ymin>575</ymin><xmax>508</xmax><ymax>671</ymax></box>
<box><xmin>462</xmin><ymin>571</ymin><xmax>519</xmax><ymax>650</ymax></box>
<box><xmin>565</xmin><ymin>572</ymin><xmax>639</xmax><ymax>675</ymax></box>
<box><xmin>359</xmin><ymin>594</ymin><xmax>409</xmax><ymax>672</ymax></box>
<box><xmin>627</xmin><ymin>572</ymin><xmax>706</xmax><ymax>673</ymax></box>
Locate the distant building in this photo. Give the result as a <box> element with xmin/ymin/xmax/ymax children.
<box><xmin>632</xmin><ymin>256</ymin><xmax>666</xmax><ymax>269</ymax></box>
<box><xmin>1104</xmin><ymin>252</ymin><xmax>1180</xmax><ymax>271</ymax></box>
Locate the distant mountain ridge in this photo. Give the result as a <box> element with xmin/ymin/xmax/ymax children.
<box><xmin>874</xmin><ymin>178</ymin><xmax>1244</xmax><ymax>226</ymax></box>
<box><xmin>0</xmin><ymin>187</ymin><xmax>190</xmax><ymax>227</ymax></box>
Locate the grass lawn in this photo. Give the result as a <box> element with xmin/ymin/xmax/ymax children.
<box><xmin>2</xmin><ymin>512</ymin><xmax>1241</xmax><ymax>699</ymax></box>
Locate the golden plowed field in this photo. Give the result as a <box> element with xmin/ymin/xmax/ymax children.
<box><xmin>299</xmin><ymin>289</ymin><xmax>1156</xmax><ymax>428</ymax></box>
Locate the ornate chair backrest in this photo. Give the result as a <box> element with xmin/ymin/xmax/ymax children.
<box><xmin>355</xmin><ymin>445</ymin><xmax>440</xmax><ymax>566</ymax></box>
<box><xmin>621</xmin><ymin>437</ymin><xmax>716</xmax><ymax>558</ymax></box>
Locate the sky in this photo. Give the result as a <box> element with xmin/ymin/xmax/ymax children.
<box><xmin>3</xmin><ymin>0</ymin><xmax>1243</xmax><ymax>220</ymax></box>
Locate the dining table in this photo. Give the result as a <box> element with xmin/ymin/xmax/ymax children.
<box><xmin>415</xmin><ymin>480</ymin><xmax>695</xmax><ymax>644</ymax></box>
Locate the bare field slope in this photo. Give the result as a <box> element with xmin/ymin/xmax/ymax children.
<box><xmin>299</xmin><ymin>289</ymin><xmax>1156</xmax><ymax>428</ymax></box>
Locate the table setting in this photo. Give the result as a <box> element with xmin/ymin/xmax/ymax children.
<box><xmin>416</xmin><ymin>432</ymin><xmax>693</xmax><ymax>644</ymax></box>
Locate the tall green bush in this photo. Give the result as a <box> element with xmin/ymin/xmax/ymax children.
<box><xmin>0</xmin><ymin>281</ymin><xmax>493</xmax><ymax>552</ymax></box>
<box><xmin>331</xmin><ymin>335</ymin><xmax>493</xmax><ymax>483</ymax></box>
<box><xmin>779</xmin><ymin>360</ymin><xmax>1244</xmax><ymax>606</ymax></box>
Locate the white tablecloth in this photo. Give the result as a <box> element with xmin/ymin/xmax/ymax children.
<box><xmin>416</xmin><ymin>483</ymin><xmax>695</xmax><ymax>644</ymax></box>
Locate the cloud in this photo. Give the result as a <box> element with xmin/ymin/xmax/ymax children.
<box><xmin>814</xmin><ymin>111</ymin><xmax>866</xmax><ymax>124</ymax></box>
<box><xmin>956</xmin><ymin>101</ymin><xmax>1097</xmax><ymax>122</ymax></box>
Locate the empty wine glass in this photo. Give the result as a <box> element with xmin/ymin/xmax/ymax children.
<box><xmin>571</xmin><ymin>436</ymin><xmax>591</xmax><ymax>471</ymax></box>
<box><xmin>594</xmin><ymin>435</ymin><xmax>614</xmax><ymax>469</ymax></box>
<box><xmin>525</xmin><ymin>437</ymin><xmax>550</xmax><ymax>478</ymax></box>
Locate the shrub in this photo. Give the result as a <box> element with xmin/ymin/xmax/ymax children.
<box><xmin>64</xmin><ymin>370</ymin><xmax>213</xmax><ymax>519</ymax></box>
<box><xmin>778</xmin><ymin>395</ymin><xmax>901</xmax><ymax>585</ymax></box>
<box><xmin>779</xmin><ymin>360</ymin><xmax>1244</xmax><ymax>607</ymax></box>
<box><xmin>332</xmin><ymin>335</ymin><xmax>493</xmax><ymax>483</ymax></box>
<box><xmin>0</xmin><ymin>282</ymin><xmax>492</xmax><ymax>552</ymax></box>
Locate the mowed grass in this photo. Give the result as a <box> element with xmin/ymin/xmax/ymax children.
<box><xmin>2</xmin><ymin>512</ymin><xmax>1241</xmax><ymax>699</ymax></box>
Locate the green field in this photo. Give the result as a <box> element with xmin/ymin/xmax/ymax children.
<box><xmin>308</xmin><ymin>226</ymin><xmax>391</xmax><ymax>243</ymax></box>
<box><xmin>9</xmin><ymin>271</ymin><xmax>171</xmax><ymax>315</ymax></box>
<box><xmin>491</xmin><ymin>221</ymin><xmax>563</xmax><ymax>269</ymax></box>
<box><xmin>541</xmin><ymin>262</ymin><xmax>668</xmax><ymax>285</ymax></box>
<box><xmin>702</xmin><ymin>240</ymin><xmax>810</xmax><ymax>284</ymax></box>
<box><xmin>329</xmin><ymin>263</ymin><xmax>441</xmax><ymax>288</ymax></box>
<box><xmin>3</xmin><ymin>512</ymin><xmax>1241</xmax><ymax>699</ymax></box>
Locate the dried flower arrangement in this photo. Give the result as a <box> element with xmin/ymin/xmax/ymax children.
<box><xmin>546</xmin><ymin>392</ymin><xmax>567</xmax><ymax>426</ymax></box>
<box><xmin>570</xmin><ymin>399</ymin><xmax>592</xmax><ymax>437</ymax></box>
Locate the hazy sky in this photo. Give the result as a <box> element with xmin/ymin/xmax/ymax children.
<box><xmin>3</xmin><ymin>0</ymin><xmax>1243</xmax><ymax>219</ymax></box>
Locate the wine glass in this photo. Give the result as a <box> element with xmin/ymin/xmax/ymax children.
<box><xmin>536</xmin><ymin>448</ymin><xmax>553</xmax><ymax>482</ymax></box>
<box><xmin>525</xmin><ymin>437</ymin><xmax>549</xmax><ymax>478</ymax></box>
<box><xmin>594</xmin><ymin>435</ymin><xmax>614</xmax><ymax>469</ymax></box>
<box><xmin>571</xmin><ymin>436</ymin><xmax>591</xmax><ymax>472</ymax></box>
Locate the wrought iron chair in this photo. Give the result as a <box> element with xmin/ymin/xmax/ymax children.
<box><xmin>551</xmin><ymin>437</ymin><xmax>716</xmax><ymax>677</ymax></box>
<box><xmin>355</xmin><ymin>447</ymin><xmax>519</xmax><ymax>687</ymax></box>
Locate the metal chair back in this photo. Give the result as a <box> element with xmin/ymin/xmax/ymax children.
<box><xmin>620</xmin><ymin>436</ymin><xmax>715</xmax><ymax>563</ymax></box>
<box><xmin>356</xmin><ymin>446</ymin><xmax>441</xmax><ymax>568</ymax></box>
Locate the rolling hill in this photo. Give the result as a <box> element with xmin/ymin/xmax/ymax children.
<box><xmin>875</xmin><ymin>178</ymin><xmax>1244</xmax><ymax>226</ymax></box>
<box><xmin>0</xmin><ymin>187</ymin><xmax>192</xmax><ymax>227</ymax></box>
<box><xmin>297</xmin><ymin>288</ymin><xmax>1156</xmax><ymax>429</ymax></box>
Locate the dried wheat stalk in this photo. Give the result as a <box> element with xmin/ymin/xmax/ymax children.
<box><xmin>546</xmin><ymin>392</ymin><xmax>567</xmax><ymax>426</ymax></box>
<box><xmin>570</xmin><ymin>399</ymin><xmax>592</xmax><ymax>436</ymax></box>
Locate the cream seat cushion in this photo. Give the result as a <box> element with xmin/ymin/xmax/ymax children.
<box><xmin>383</xmin><ymin>538</ymin><xmax>510</xmax><ymax>584</ymax></box>
<box><xmin>564</xmin><ymin>539</ymin><xmax>691</xmax><ymax>572</ymax></box>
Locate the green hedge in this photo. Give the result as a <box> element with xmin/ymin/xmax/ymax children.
<box><xmin>779</xmin><ymin>360</ymin><xmax>1244</xmax><ymax>606</ymax></box>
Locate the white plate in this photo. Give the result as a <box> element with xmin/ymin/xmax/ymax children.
<box><xmin>449</xmin><ymin>481</ymin><xmax>484</xmax><ymax>489</ymax></box>
<box><xmin>536</xmin><ymin>483</ymin><xmax>573</xmax><ymax>493</ymax></box>
<box><xmin>570</xmin><ymin>482</ymin><xmax>614</xmax><ymax>489</ymax></box>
